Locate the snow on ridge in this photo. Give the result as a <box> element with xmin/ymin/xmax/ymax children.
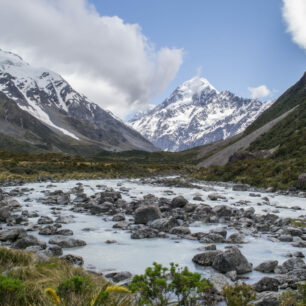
<box><xmin>129</xmin><ymin>76</ymin><xmax>275</xmax><ymax>152</ymax></box>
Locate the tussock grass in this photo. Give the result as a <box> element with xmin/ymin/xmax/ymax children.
<box><xmin>0</xmin><ymin>247</ymin><xmax>133</xmax><ymax>306</ymax></box>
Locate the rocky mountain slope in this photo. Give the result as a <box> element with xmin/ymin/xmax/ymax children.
<box><xmin>193</xmin><ymin>72</ymin><xmax>306</xmax><ymax>189</ymax></box>
<box><xmin>129</xmin><ymin>77</ymin><xmax>273</xmax><ymax>151</ymax></box>
<box><xmin>0</xmin><ymin>49</ymin><xmax>157</xmax><ymax>155</ymax></box>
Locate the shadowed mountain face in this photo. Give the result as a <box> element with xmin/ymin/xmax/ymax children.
<box><xmin>129</xmin><ymin>77</ymin><xmax>273</xmax><ymax>152</ymax></box>
<box><xmin>0</xmin><ymin>49</ymin><xmax>157</xmax><ymax>155</ymax></box>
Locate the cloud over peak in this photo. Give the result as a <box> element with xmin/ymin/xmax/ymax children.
<box><xmin>248</xmin><ymin>85</ymin><xmax>271</xmax><ymax>100</ymax></box>
<box><xmin>0</xmin><ymin>0</ymin><xmax>183</xmax><ymax>117</ymax></box>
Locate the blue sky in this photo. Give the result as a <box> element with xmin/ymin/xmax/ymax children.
<box><xmin>92</xmin><ymin>0</ymin><xmax>305</xmax><ymax>105</ymax></box>
<box><xmin>0</xmin><ymin>0</ymin><xmax>305</xmax><ymax>118</ymax></box>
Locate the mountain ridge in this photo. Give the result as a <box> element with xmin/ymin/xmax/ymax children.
<box><xmin>129</xmin><ymin>76</ymin><xmax>273</xmax><ymax>152</ymax></box>
<box><xmin>0</xmin><ymin>48</ymin><xmax>157</xmax><ymax>154</ymax></box>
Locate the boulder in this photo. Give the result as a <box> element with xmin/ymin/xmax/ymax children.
<box><xmin>105</xmin><ymin>271</ymin><xmax>132</xmax><ymax>283</ymax></box>
<box><xmin>171</xmin><ymin>196</ymin><xmax>188</xmax><ymax>208</ymax></box>
<box><xmin>212</xmin><ymin>247</ymin><xmax>252</xmax><ymax>274</ymax></box>
<box><xmin>0</xmin><ymin>228</ymin><xmax>26</xmax><ymax>241</ymax></box>
<box><xmin>131</xmin><ymin>227</ymin><xmax>159</xmax><ymax>239</ymax></box>
<box><xmin>227</xmin><ymin>233</ymin><xmax>246</xmax><ymax>244</ymax></box>
<box><xmin>149</xmin><ymin>217</ymin><xmax>179</xmax><ymax>232</ymax></box>
<box><xmin>39</xmin><ymin>225</ymin><xmax>57</xmax><ymax>235</ymax></box>
<box><xmin>209</xmin><ymin>228</ymin><xmax>227</xmax><ymax>238</ymax></box>
<box><xmin>61</xmin><ymin>254</ymin><xmax>84</xmax><ymax>266</ymax></box>
<box><xmin>37</xmin><ymin>216</ymin><xmax>53</xmax><ymax>224</ymax></box>
<box><xmin>112</xmin><ymin>214</ymin><xmax>125</xmax><ymax>222</ymax></box>
<box><xmin>12</xmin><ymin>235</ymin><xmax>46</xmax><ymax>249</ymax></box>
<box><xmin>296</xmin><ymin>173</ymin><xmax>306</xmax><ymax>189</ymax></box>
<box><xmin>253</xmin><ymin>277</ymin><xmax>279</xmax><ymax>292</ymax></box>
<box><xmin>253</xmin><ymin>291</ymin><xmax>280</xmax><ymax>306</ymax></box>
<box><xmin>212</xmin><ymin>205</ymin><xmax>232</xmax><ymax>217</ymax></box>
<box><xmin>208</xmin><ymin>273</ymin><xmax>233</xmax><ymax>294</ymax></box>
<box><xmin>169</xmin><ymin>227</ymin><xmax>191</xmax><ymax>235</ymax></box>
<box><xmin>49</xmin><ymin>236</ymin><xmax>86</xmax><ymax>248</ymax></box>
<box><xmin>192</xmin><ymin>251</ymin><xmax>223</xmax><ymax>266</ymax></box>
<box><xmin>0</xmin><ymin>206</ymin><xmax>10</xmax><ymax>221</ymax></box>
<box><xmin>232</xmin><ymin>183</ymin><xmax>249</xmax><ymax>191</ymax></box>
<box><xmin>47</xmin><ymin>245</ymin><xmax>63</xmax><ymax>256</ymax></box>
<box><xmin>255</xmin><ymin>260</ymin><xmax>278</xmax><ymax>273</ymax></box>
<box><xmin>134</xmin><ymin>205</ymin><xmax>161</xmax><ymax>224</ymax></box>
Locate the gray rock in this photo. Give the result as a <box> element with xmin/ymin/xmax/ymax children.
<box><xmin>39</xmin><ymin>225</ymin><xmax>57</xmax><ymax>235</ymax></box>
<box><xmin>212</xmin><ymin>247</ymin><xmax>252</xmax><ymax>274</ymax></box>
<box><xmin>209</xmin><ymin>273</ymin><xmax>233</xmax><ymax>293</ymax></box>
<box><xmin>49</xmin><ymin>236</ymin><xmax>86</xmax><ymax>248</ymax></box>
<box><xmin>254</xmin><ymin>277</ymin><xmax>279</xmax><ymax>292</ymax></box>
<box><xmin>169</xmin><ymin>227</ymin><xmax>191</xmax><ymax>235</ymax></box>
<box><xmin>131</xmin><ymin>227</ymin><xmax>159</xmax><ymax>239</ymax></box>
<box><xmin>56</xmin><ymin>229</ymin><xmax>73</xmax><ymax>236</ymax></box>
<box><xmin>210</xmin><ymin>228</ymin><xmax>227</xmax><ymax>238</ymax></box>
<box><xmin>212</xmin><ymin>205</ymin><xmax>232</xmax><ymax>217</ymax></box>
<box><xmin>192</xmin><ymin>251</ymin><xmax>223</xmax><ymax>266</ymax></box>
<box><xmin>37</xmin><ymin>216</ymin><xmax>53</xmax><ymax>224</ymax></box>
<box><xmin>149</xmin><ymin>217</ymin><xmax>179</xmax><ymax>232</ymax></box>
<box><xmin>227</xmin><ymin>233</ymin><xmax>246</xmax><ymax>244</ymax></box>
<box><xmin>112</xmin><ymin>214</ymin><xmax>125</xmax><ymax>222</ymax></box>
<box><xmin>296</xmin><ymin>173</ymin><xmax>306</xmax><ymax>189</ymax></box>
<box><xmin>253</xmin><ymin>291</ymin><xmax>280</xmax><ymax>306</ymax></box>
<box><xmin>134</xmin><ymin>205</ymin><xmax>161</xmax><ymax>224</ymax></box>
<box><xmin>0</xmin><ymin>228</ymin><xmax>26</xmax><ymax>241</ymax></box>
<box><xmin>0</xmin><ymin>206</ymin><xmax>10</xmax><ymax>221</ymax></box>
<box><xmin>47</xmin><ymin>245</ymin><xmax>63</xmax><ymax>256</ymax></box>
<box><xmin>105</xmin><ymin>271</ymin><xmax>132</xmax><ymax>283</ymax></box>
<box><xmin>61</xmin><ymin>254</ymin><xmax>84</xmax><ymax>266</ymax></box>
<box><xmin>171</xmin><ymin>196</ymin><xmax>188</xmax><ymax>208</ymax></box>
<box><xmin>233</xmin><ymin>184</ymin><xmax>249</xmax><ymax>191</ymax></box>
<box><xmin>12</xmin><ymin>235</ymin><xmax>46</xmax><ymax>249</ymax></box>
<box><xmin>255</xmin><ymin>260</ymin><xmax>278</xmax><ymax>273</ymax></box>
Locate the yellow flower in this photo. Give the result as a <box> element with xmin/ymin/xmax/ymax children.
<box><xmin>105</xmin><ymin>285</ymin><xmax>131</xmax><ymax>294</ymax></box>
<box><xmin>44</xmin><ymin>288</ymin><xmax>60</xmax><ymax>306</ymax></box>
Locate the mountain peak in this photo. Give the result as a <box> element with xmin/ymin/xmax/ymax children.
<box><xmin>0</xmin><ymin>48</ymin><xmax>27</xmax><ymax>67</ymax></box>
<box><xmin>130</xmin><ymin>77</ymin><xmax>273</xmax><ymax>152</ymax></box>
<box><xmin>177</xmin><ymin>76</ymin><xmax>218</xmax><ymax>96</ymax></box>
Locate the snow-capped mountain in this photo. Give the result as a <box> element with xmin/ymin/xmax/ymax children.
<box><xmin>129</xmin><ymin>77</ymin><xmax>274</xmax><ymax>151</ymax></box>
<box><xmin>0</xmin><ymin>49</ymin><xmax>157</xmax><ymax>154</ymax></box>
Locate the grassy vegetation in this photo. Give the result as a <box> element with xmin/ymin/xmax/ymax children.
<box><xmin>193</xmin><ymin>84</ymin><xmax>306</xmax><ymax>190</ymax></box>
<box><xmin>0</xmin><ymin>149</ymin><xmax>196</xmax><ymax>183</ymax></box>
<box><xmin>0</xmin><ymin>247</ymin><xmax>133</xmax><ymax>306</ymax></box>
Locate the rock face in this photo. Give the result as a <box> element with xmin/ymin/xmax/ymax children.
<box><xmin>212</xmin><ymin>247</ymin><xmax>252</xmax><ymax>274</ymax></box>
<box><xmin>134</xmin><ymin>205</ymin><xmax>161</xmax><ymax>224</ymax></box>
<box><xmin>0</xmin><ymin>48</ymin><xmax>157</xmax><ymax>154</ymax></box>
<box><xmin>129</xmin><ymin>76</ymin><xmax>273</xmax><ymax>151</ymax></box>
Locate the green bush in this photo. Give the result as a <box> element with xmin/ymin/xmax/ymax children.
<box><xmin>0</xmin><ymin>275</ymin><xmax>26</xmax><ymax>305</ymax></box>
<box><xmin>279</xmin><ymin>282</ymin><xmax>306</xmax><ymax>306</ymax></box>
<box><xmin>129</xmin><ymin>262</ymin><xmax>212</xmax><ymax>305</ymax></box>
<box><xmin>221</xmin><ymin>283</ymin><xmax>256</xmax><ymax>306</ymax></box>
<box><xmin>57</xmin><ymin>275</ymin><xmax>92</xmax><ymax>300</ymax></box>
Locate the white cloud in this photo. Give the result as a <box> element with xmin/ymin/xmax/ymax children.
<box><xmin>0</xmin><ymin>0</ymin><xmax>183</xmax><ymax>118</ymax></box>
<box><xmin>282</xmin><ymin>0</ymin><xmax>306</xmax><ymax>51</ymax></box>
<box><xmin>248</xmin><ymin>85</ymin><xmax>271</xmax><ymax>99</ymax></box>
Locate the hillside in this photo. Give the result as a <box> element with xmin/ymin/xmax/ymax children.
<box><xmin>193</xmin><ymin>72</ymin><xmax>306</xmax><ymax>189</ymax></box>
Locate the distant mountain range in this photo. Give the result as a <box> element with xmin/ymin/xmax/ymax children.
<box><xmin>129</xmin><ymin>77</ymin><xmax>273</xmax><ymax>151</ymax></box>
<box><xmin>0</xmin><ymin>49</ymin><xmax>157</xmax><ymax>155</ymax></box>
